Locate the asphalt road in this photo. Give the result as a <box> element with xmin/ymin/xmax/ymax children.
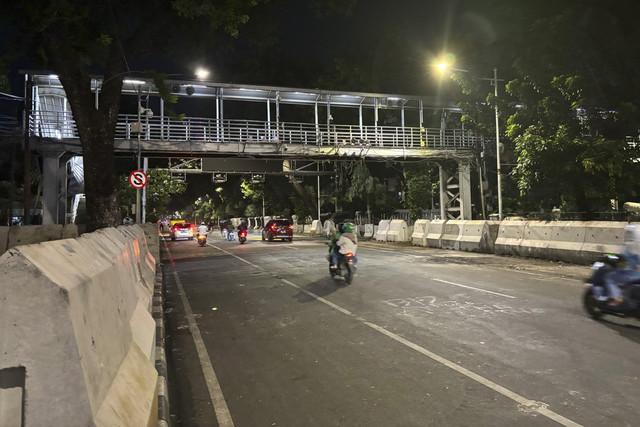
<box><xmin>161</xmin><ymin>231</ymin><xmax>640</xmax><ymax>427</ymax></box>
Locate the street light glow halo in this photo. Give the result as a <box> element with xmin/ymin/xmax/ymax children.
<box><xmin>195</xmin><ymin>67</ymin><xmax>210</xmax><ymax>80</ymax></box>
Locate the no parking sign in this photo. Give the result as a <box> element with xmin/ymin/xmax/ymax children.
<box><xmin>129</xmin><ymin>170</ymin><xmax>147</xmax><ymax>189</ymax></box>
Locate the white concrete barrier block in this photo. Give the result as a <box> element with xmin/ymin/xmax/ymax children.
<box><xmin>310</xmin><ymin>220</ymin><xmax>321</xmax><ymax>236</ymax></box>
<box><xmin>426</xmin><ymin>220</ymin><xmax>447</xmax><ymax>248</ymax></box>
<box><xmin>441</xmin><ymin>220</ymin><xmax>466</xmax><ymax>250</ymax></box>
<box><xmin>374</xmin><ymin>220</ymin><xmax>391</xmax><ymax>242</ymax></box>
<box><xmin>363</xmin><ymin>224</ymin><xmax>374</xmax><ymax>239</ymax></box>
<box><xmin>8</xmin><ymin>224</ymin><xmax>63</xmax><ymax>249</ymax></box>
<box><xmin>458</xmin><ymin>220</ymin><xmax>499</xmax><ymax>253</ymax></box>
<box><xmin>580</xmin><ymin>221</ymin><xmax>628</xmax><ymax>263</ymax></box>
<box><xmin>0</xmin><ymin>229</ymin><xmax>158</xmax><ymax>426</ymax></box>
<box><xmin>386</xmin><ymin>220</ymin><xmax>409</xmax><ymax>242</ymax></box>
<box><xmin>94</xmin><ymin>344</ymin><xmax>158</xmax><ymax>427</ymax></box>
<box><xmin>411</xmin><ymin>220</ymin><xmax>430</xmax><ymax>246</ymax></box>
<box><xmin>494</xmin><ymin>221</ymin><xmax>526</xmax><ymax>256</ymax></box>
<box><xmin>547</xmin><ymin>221</ymin><xmax>587</xmax><ymax>263</ymax></box>
<box><xmin>520</xmin><ymin>221</ymin><xmax>553</xmax><ymax>259</ymax></box>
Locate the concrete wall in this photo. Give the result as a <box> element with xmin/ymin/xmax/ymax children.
<box><xmin>0</xmin><ymin>225</ymin><xmax>158</xmax><ymax>426</ymax></box>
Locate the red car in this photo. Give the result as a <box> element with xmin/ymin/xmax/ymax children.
<box><xmin>261</xmin><ymin>219</ymin><xmax>293</xmax><ymax>242</ymax></box>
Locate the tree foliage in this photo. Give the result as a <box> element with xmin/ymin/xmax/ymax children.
<box><xmin>451</xmin><ymin>1</ymin><xmax>640</xmax><ymax>217</ymax></box>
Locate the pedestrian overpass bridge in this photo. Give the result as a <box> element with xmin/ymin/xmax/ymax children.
<box><xmin>26</xmin><ymin>73</ymin><xmax>481</xmax><ymax>223</ymax></box>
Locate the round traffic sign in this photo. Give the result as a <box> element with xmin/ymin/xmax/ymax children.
<box><xmin>129</xmin><ymin>170</ymin><xmax>147</xmax><ymax>189</ymax></box>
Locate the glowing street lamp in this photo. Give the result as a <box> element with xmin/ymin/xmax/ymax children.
<box><xmin>437</xmin><ymin>61</ymin><xmax>503</xmax><ymax>220</ymax></box>
<box><xmin>195</xmin><ymin>67</ymin><xmax>210</xmax><ymax>80</ymax></box>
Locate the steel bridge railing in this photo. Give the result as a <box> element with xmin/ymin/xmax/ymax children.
<box><xmin>29</xmin><ymin>111</ymin><xmax>478</xmax><ymax>149</ymax></box>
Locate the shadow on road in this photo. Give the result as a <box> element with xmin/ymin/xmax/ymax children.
<box><xmin>596</xmin><ymin>318</ymin><xmax>640</xmax><ymax>345</ymax></box>
<box><xmin>292</xmin><ymin>276</ymin><xmax>348</xmax><ymax>303</ymax></box>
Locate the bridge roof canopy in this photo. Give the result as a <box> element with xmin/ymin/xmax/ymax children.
<box><xmin>28</xmin><ymin>73</ymin><xmax>460</xmax><ymax>112</ymax></box>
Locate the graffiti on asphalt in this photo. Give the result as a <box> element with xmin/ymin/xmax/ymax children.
<box><xmin>381</xmin><ymin>296</ymin><xmax>546</xmax><ymax>317</ymax></box>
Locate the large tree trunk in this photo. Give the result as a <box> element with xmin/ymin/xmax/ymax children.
<box><xmin>291</xmin><ymin>181</ymin><xmax>318</xmax><ymax>218</ymax></box>
<box><xmin>43</xmin><ymin>29</ymin><xmax>126</xmax><ymax>232</ymax></box>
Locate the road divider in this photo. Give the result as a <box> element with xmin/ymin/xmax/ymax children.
<box><xmin>0</xmin><ymin>225</ymin><xmax>158</xmax><ymax>426</ymax></box>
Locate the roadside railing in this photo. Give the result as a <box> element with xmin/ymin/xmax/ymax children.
<box><xmin>29</xmin><ymin>111</ymin><xmax>478</xmax><ymax>149</ymax></box>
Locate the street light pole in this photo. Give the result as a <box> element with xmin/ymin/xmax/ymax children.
<box><xmin>493</xmin><ymin>68</ymin><xmax>503</xmax><ymax>220</ymax></box>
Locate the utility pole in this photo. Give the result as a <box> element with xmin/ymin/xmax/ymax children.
<box><xmin>23</xmin><ymin>77</ymin><xmax>32</xmax><ymax>225</ymax></box>
<box><xmin>493</xmin><ymin>68</ymin><xmax>503</xmax><ymax>220</ymax></box>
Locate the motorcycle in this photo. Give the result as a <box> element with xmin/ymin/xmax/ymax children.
<box><xmin>238</xmin><ymin>229</ymin><xmax>247</xmax><ymax>244</ymax></box>
<box><xmin>329</xmin><ymin>252</ymin><xmax>355</xmax><ymax>285</ymax></box>
<box><xmin>583</xmin><ymin>254</ymin><xmax>640</xmax><ymax>320</ymax></box>
<box><xmin>197</xmin><ymin>233</ymin><xmax>207</xmax><ymax>246</ymax></box>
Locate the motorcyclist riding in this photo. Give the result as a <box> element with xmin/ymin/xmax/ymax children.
<box><xmin>331</xmin><ymin>222</ymin><xmax>358</xmax><ymax>269</ymax></box>
<box><xmin>197</xmin><ymin>221</ymin><xmax>209</xmax><ymax>237</ymax></box>
<box><xmin>603</xmin><ymin>225</ymin><xmax>640</xmax><ymax>305</ymax></box>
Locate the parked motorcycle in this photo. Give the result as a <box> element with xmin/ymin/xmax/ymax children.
<box><xmin>329</xmin><ymin>252</ymin><xmax>355</xmax><ymax>285</ymax></box>
<box><xmin>238</xmin><ymin>229</ymin><xmax>247</xmax><ymax>244</ymax></box>
<box><xmin>583</xmin><ymin>254</ymin><xmax>640</xmax><ymax>320</ymax></box>
<box><xmin>197</xmin><ymin>233</ymin><xmax>207</xmax><ymax>246</ymax></box>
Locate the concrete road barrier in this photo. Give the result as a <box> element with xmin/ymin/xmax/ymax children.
<box><xmin>310</xmin><ymin>220</ymin><xmax>321</xmax><ymax>236</ymax></box>
<box><xmin>375</xmin><ymin>220</ymin><xmax>391</xmax><ymax>242</ymax></box>
<box><xmin>426</xmin><ymin>220</ymin><xmax>447</xmax><ymax>248</ymax></box>
<box><xmin>547</xmin><ymin>221</ymin><xmax>587</xmax><ymax>264</ymax></box>
<box><xmin>363</xmin><ymin>224</ymin><xmax>374</xmax><ymax>239</ymax></box>
<box><xmin>441</xmin><ymin>220</ymin><xmax>466</xmax><ymax>250</ymax></box>
<box><xmin>520</xmin><ymin>221</ymin><xmax>553</xmax><ymax>259</ymax></box>
<box><xmin>580</xmin><ymin>221</ymin><xmax>628</xmax><ymax>263</ymax></box>
<box><xmin>0</xmin><ymin>225</ymin><xmax>158</xmax><ymax>426</ymax></box>
<box><xmin>494</xmin><ymin>220</ymin><xmax>526</xmax><ymax>256</ymax></box>
<box><xmin>411</xmin><ymin>220</ymin><xmax>430</xmax><ymax>246</ymax></box>
<box><xmin>387</xmin><ymin>220</ymin><xmax>409</xmax><ymax>242</ymax></box>
<box><xmin>2</xmin><ymin>225</ymin><xmax>80</xmax><ymax>255</ymax></box>
<box><xmin>458</xmin><ymin>221</ymin><xmax>500</xmax><ymax>253</ymax></box>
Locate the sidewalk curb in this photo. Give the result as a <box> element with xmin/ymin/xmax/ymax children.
<box><xmin>153</xmin><ymin>264</ymin><xmax>170</xmax><ymax>427</ymax></box>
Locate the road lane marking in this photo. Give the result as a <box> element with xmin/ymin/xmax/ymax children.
<box><xmin>432</xmin><ymin>278</ymin><xmax>516</xmax><ymax>299</ymax></box>
<box><xmin>363</xmin><ymin>322</ymin><xmax>580</xmax><ymax>427</ymax></box>
<box><xmin>164</xmin><ymin>242</ymin><xmax>235</xmax><ymax>427</ymax></box>
<box><xmin>206</xmin><ymin>244</ymin><xmax>581</xmax><ymax>426</ymax></box>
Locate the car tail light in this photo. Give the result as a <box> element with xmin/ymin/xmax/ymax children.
<box><xmin>271</xmin><ymin>224</ymin><xmax>277</xmax><ymax>230</ymax></box>
<box><xmin>289</xmin><ymin>225</ymin><xmax>294</xmax><ymax>229</ymax></box>
<box><xmin>190</xmin><ymin>225</ymin><xmax>195</xmax><ymax>231</ymax></box>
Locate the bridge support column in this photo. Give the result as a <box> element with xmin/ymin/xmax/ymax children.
<box><xmin>438</xmin><ymin>160</ymin><xmax>472</xmax><ymax>220</ymax></box>
<box><xmin>42</xmin><ymin>150</ymin><xmax>65</xmax><ymax>225</ymax></box>
<box><xmin>458</xmin><ymin>160</ymin><xmax>472</xmax><ymax>220</ymax></box>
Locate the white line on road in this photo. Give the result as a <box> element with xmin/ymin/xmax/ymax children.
<box><xmin>165</xmin><ymin>242</ymin><xmax>235</xmax><ymax>427</ymax></box>
<box><xmin>432</xmin><ymin>278</ymin><xmax>517</xmax><ymax>299</ymax></box>
<box><xmin>204</xmin><ymin>243</ymin><xmax>581</xmax><ymax>426</ymax></box>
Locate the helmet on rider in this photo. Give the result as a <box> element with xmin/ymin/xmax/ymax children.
<box><xmin>201</xmin><ymin>221</ymin><xmax>206</xmax><ymax>225</ymax></box>
<box><xmin>342</xmin><ymin>222</ymin><xmax>354</xmax><ymax>233</ymax></box>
